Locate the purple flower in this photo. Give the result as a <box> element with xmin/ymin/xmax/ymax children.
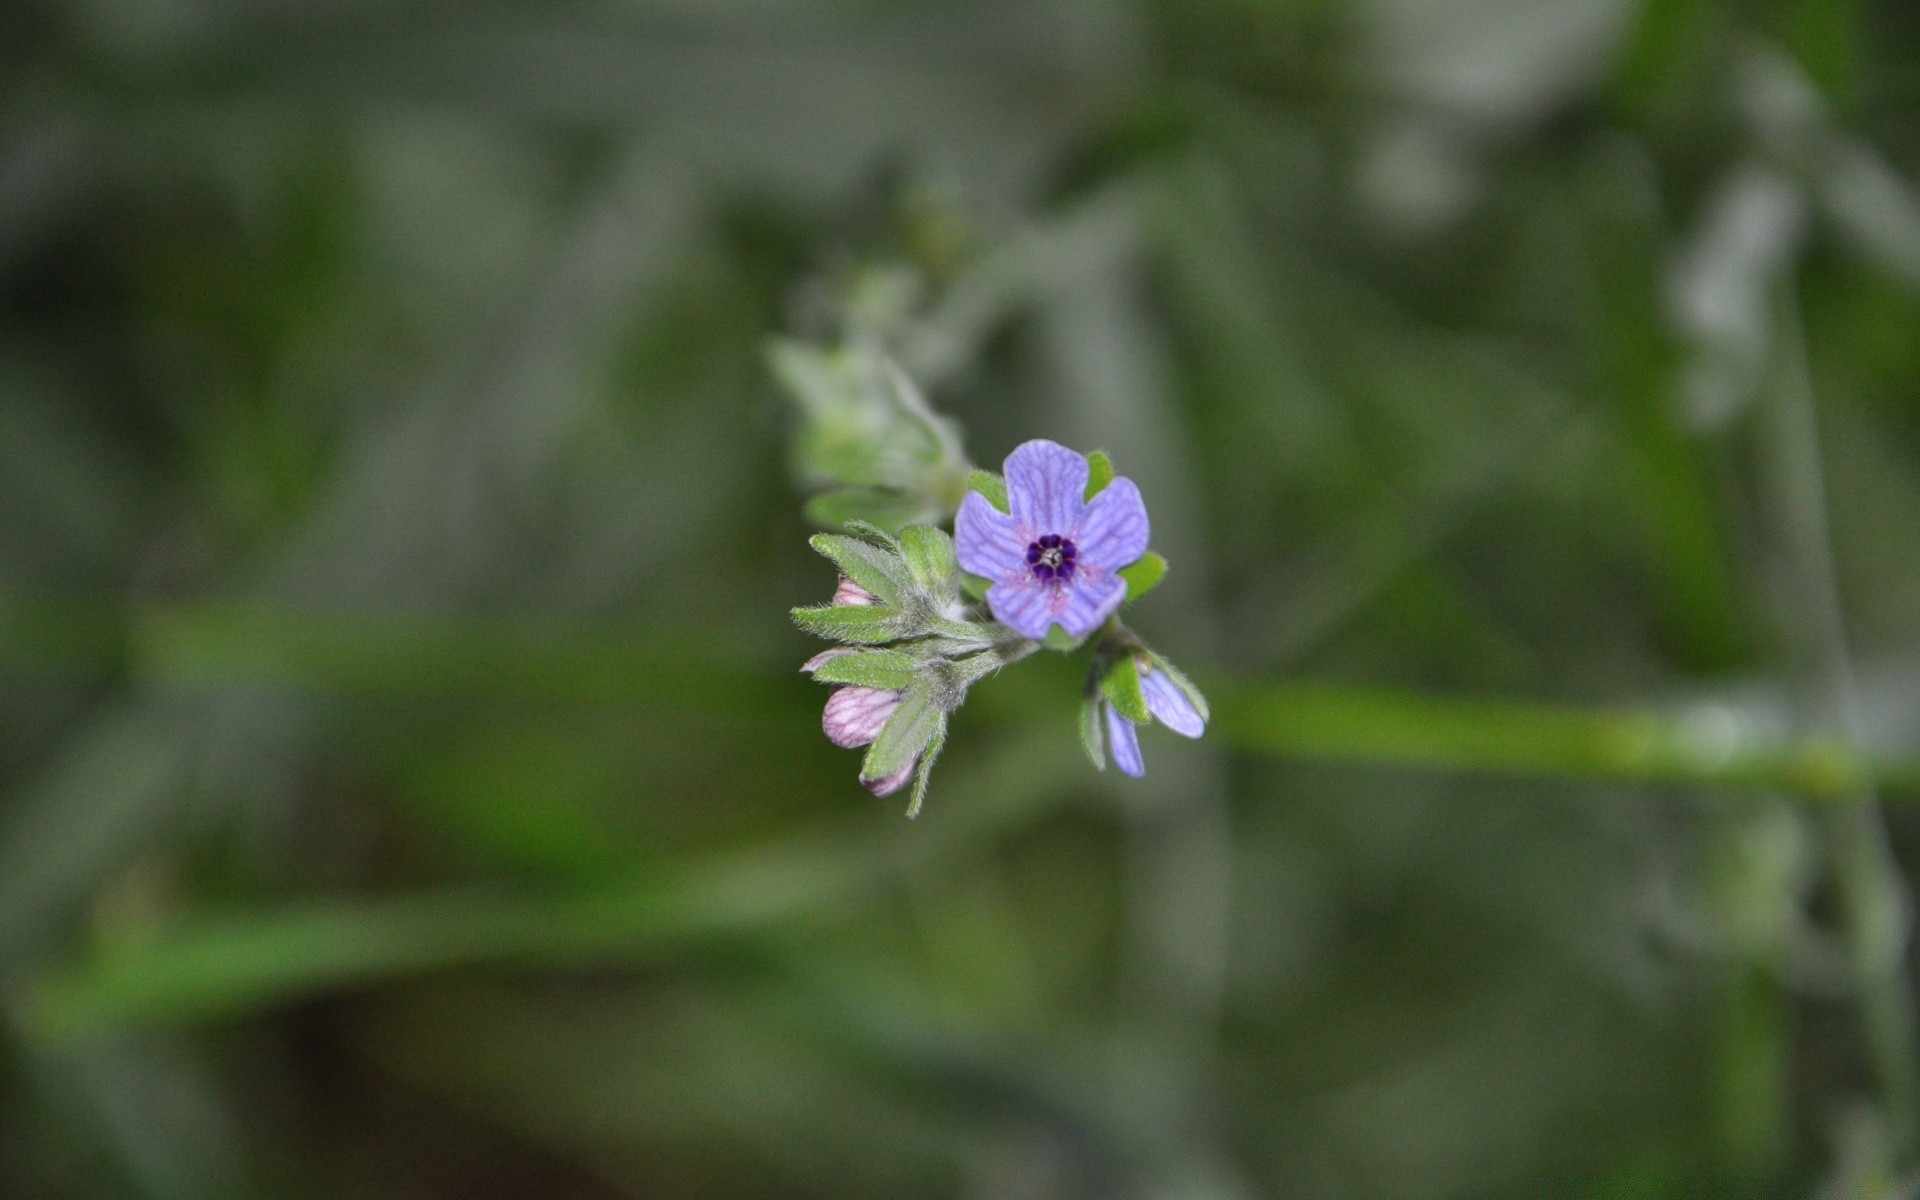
<box><xmin>1104</xmin><ymin>662</ymin><xmax>1207</xmax><ymax>778</ymax></box>
<box><xmin>955</xmin><ymin>440</ymin><xmax>1150</xmax><ymax>641</ymax></box>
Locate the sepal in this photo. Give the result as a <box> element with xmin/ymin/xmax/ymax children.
<box><xmin>1079</xmin><ymin>687</ymin><xmax>1106</xmax><ymax>771</ymax></box>
<box><xmin>792</xmin><ymin>603</ymin><xmax>913</xmax><ymax>644</ymax></box>
<box><xmin>898</xmin><ymin>524</ymin><xmax>960</xmax><ymax>602</ymax></box>
<box><xmin>807</xmin><ymin>533</ymin><xmax>907</xmax><ymax>604</ymax></box>
<box><xmin>1099</xmin><ymin>652</ymin><xmax>1151</xmax><ymax>724</ymax></box>
<box><xmin>807</xmin><ymin>649</ymin><xmax>920</xmax><ymax>690</ymax></box>
<box><xmin>1141</xmin><ymin>648</ymin><xmax>1209</xmax><ymax>724</ymax></box>
<box><xmin>1084</xmin><ymin>450</ymin><xmax>1115</xmax><ymax>500</ymax></box>
<box><xmin>1119</xmin><ymin>552</ymin><xmax>1167</xmax><ymax>601</ymax></box>
<box><xmin>964</xmin><ymin>469</ymin><xmax>1009</xmax><ymax>513</ymax></box>
<box><xmin>861</xmin><ymin>685</ymin><xmax>944</xmax><ymax>787</ymax></box>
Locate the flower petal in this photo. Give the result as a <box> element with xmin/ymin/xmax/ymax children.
<box><xmin>823</xmin><ymin>686</ymin><xmax>900</xmax><ymax>749</ymax></box>
<box><xmin>1053</xmin><ymin>572</ymin><xmax>1127</xmax><ymax>640</ymax></box>
<box><xmin>955</xmin><ymin>491</ymin><xmax>1029</xmax><ymax>580</ymax></box>
<box><xmin>1141</xmin><ymin>667</ymin><xmax>1205</xmax><ymax>737</ymax></box>
<box><xmin>1105</xmin><ymin>702</ymin><xmax>1145</xmax><ymax>777</ymax></box>
<box><xmin>1073</xmin><ymin>476</ymin><xmax>1149</xmax><ymax>571</ymax></box>
<box><xmin>984</xmin><ymin>578</ymin><xmax>1057</xmax><ymax>640</ymax></box>
<box><xmin>863</xmin><ymin>758</ymin><xmax>916</xmax><ymax>797</ymax></box>
<box><xmin>1004</xmin><ymin>439</ymin><xmax>1088</xmax><ymax>535</ymax></box>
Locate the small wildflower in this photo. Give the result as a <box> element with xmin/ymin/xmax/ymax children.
<box><xmin>955</xmin><ymin>439</ymin><xmax>1149</xmax><ymax>641</ymax></box>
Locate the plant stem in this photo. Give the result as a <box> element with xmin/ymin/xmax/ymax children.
<box><xmin>1764</xmin><ymin>281</ymin><xmax>1920</xmax><ymax>1160</ymax></box>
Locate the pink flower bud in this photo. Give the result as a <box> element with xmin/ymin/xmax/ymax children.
<box><xmin>862</xmin><ymin>759</ymin><xmax>916</xmax><ymax>797</ymax></box>
<box><xmin>822</xmin><ymin>685</ymin><xmax>901</xmax><ymax>749</ymax></box>
<box><xmin>833</xmin><ymin>577</ymin><xmax>878</xmax><ymax>606</ymax></box>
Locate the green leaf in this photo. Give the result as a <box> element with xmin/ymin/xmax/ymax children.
<box><xmin>960</xmin><ymin>572</ymin><xmax>992</xmax><ymax>602</ymax></box>
<box><xmin>1101</xmin><ymin>653</ymin><xmax>1150</xmax><ymax>724</ymax></box>
<box><xmin>1079</xmin><ymin>690</ymin><xmax>1106</xmax><ymax>771</ymax></box>
<box><xmin>1142</xmin><ymin>650</ymin><xmax>1210</xmax><ymax>723</ymax></box>
<box><xmin>792</xmin><ymin>604</ymin><xmax>909</xmax><ymax>645</ymax></box>
<box><xmin>903</xmin><ymin>725</ymin><xmax>947</xmax><ymax>819</ymax></box>
<box><xmin>804</xmin><ymin>488</ymin><xmax>938</xmax><ymax>534</ymax></box>
<box><xmin>1119</xmin><ymin>552</ymin><xmax>1167</xmax><ymax>601</ymax></box>
<box><xmin>898</xmin><ymin>525</ymin><xmax>959</xmax><ymax>599</ymax></box>
<box><xmin>964</xmin><ymin>469</ymin><xmax>1009</xmax><ymax>512</ymax></box>
<box><xmin>807</xmin><ymin>533</ymin><xmax>906</xmax><ymax>604</ymax></box>
<box><xmin>862</xmin><ymin>686</ymin><xmax>943</xmax><ymax>785</ymax></box>
<box><xmin>807</xmin><ymin>649</ymin><xmax>919</xmax><ymax>691</ymax></box>
<box><xmin>1085</xmin><ymin>450</ymin><xmax>1115</xmax><ymax>500</ymax></box>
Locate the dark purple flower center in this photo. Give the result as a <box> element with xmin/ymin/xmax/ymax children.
<box><xmin>1025</xmin><ymin>533</ymin><xmax>1078</xmax><ymax>583</ymax></box>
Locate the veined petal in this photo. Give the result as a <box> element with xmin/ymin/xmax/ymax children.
<box><xmin>863</xmin><ymin>758</ymin><xmax>916</xmax><ymax>797</ymax></box>
<box><xmin>1053</xmin><ymin>572</ymin><xmax>1127</xmax><ymax>640</ymax></box>
<box><xmin>1141</xmin><ymin>667</ymin><xmax>1205</xmax><ymax>737</ymax></box>
<box><xmin>1074</xmin><ymin>477</ymin><xmax>1149</xmax><ymax>571</ymax></box>
<box><xmin>955</xmin><ymin>491</ymin><xmax>1028</xmax><ymax>580</ymax></box>
<box><xmin>985</xmin><ymin>578</ymin><xmax>1058</xmax><ymax>640</ymax></box>
<box><xmin>1004</xmin><ymin>440</ymin><xmax>1088</xmax><ymax>535</ymax></box>
<box><xmin>823</xmin><ymin>686</ymin><xmax>900</xmax><ymax>749</ymax></box>
<box><xmin>1105</xmin><ymin>702</ymin><xmax>1145</xmax><ymax>777</ymax></box>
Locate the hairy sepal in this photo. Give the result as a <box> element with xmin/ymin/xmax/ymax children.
<box><xmin>792</xmin><ymin>603</ymin><xmax>913</xmax><ymax>645</ymax></box>
<box><xmin>1119</xmin><ymin>552</ymin><xmax>1167</xmax><ymax>601</ymax></box>
<box><xmin>1100</xmin><ymin>653</ymin><xmax>1151</xmax><ymax>724</ymax></box>
<box><xmin>898</xmin><ymin>524</ymin><xmax>960</xmax><ymax>602</ymax></box>
<box><xmin>862</xmin><ymin>685</ymin><xmax>943</xmax><ymax>786</ymax></box>
<box><xmin>1079</xmin><ymin>689</ymin><xmax>1106</xmax><ymax>771</ymax></box>
<box><xmin>1084</xmin><ymin>450</ymin><xmax>1115</xmax><ymax>500</ymax></box>
<box><xmin>1142</xmin><ymin>649</ymin><xmax>1209</xmax><ymax>723</ymax></box>
<box><xmin>903</xmin><ymin>725</ymin><xmax>946</xmax><ymax>819</ymax></box>
<box><xmin>808</xmin><ymin>649</ymin><xmax>920</xmax><ymax>691</ymax></box>
<box><xmin>964</xmin><ymin>469</ymin><xmax>1010</xmax><ymax>513</ymax></box>
<box><xmin>808</xmin><ymin>532</ymin><xmax>907</xmax><ymax>604</ymax></box>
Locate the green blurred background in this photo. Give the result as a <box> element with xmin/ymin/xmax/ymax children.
<box><xmin>8</xmin><ymin>0</ymin><xmax>1920</xmax><ymax>1196</ymax></box>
